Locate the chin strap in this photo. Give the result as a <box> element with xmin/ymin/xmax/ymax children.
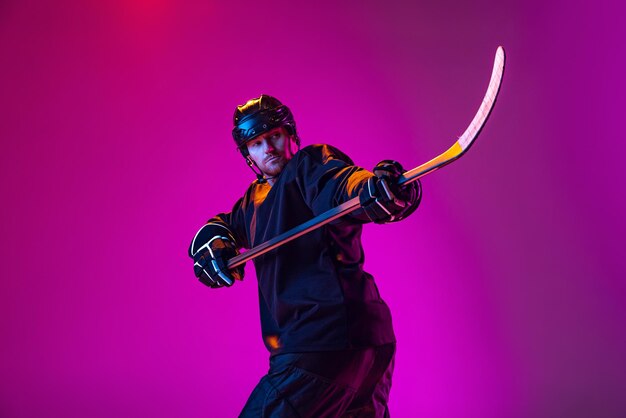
<box><xmin>246</xmin><ymin>157</ymin><xmax>267</xmax><ymax>183</ymax></box>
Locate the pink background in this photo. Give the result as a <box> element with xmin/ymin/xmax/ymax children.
<box><xmin>1</xmin><ymin>1</ymin><xmax>625</xmax><ymax>417</ymax></box>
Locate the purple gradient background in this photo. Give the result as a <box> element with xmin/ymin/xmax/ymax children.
<box><xmin>1</xmin><ymin>1</ymin><xmax>625</xmax><ymax>417</ymax></box>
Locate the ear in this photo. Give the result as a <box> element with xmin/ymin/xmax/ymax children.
<box><xmin>289</xmin><ymin>135</ymin><xmax>300</xmax><ymax>155</ymax></box>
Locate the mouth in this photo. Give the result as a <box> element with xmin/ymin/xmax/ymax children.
<box><xmin>265</xmin><ymin>155</ymin><xmax>281</xmax><ymax>164</ymax></box>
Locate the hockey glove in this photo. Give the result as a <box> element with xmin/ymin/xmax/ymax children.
<box><xmin>359</xmin><ymin>160</ymin><xmax>421</xmax><ymax>224</ymax></box>
<box><xmin>189</xmin><ymin>223</ymin><xmax>244</xmax><ymax>288</ymax></box>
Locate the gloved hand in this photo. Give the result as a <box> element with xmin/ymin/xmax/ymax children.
<box><xmin>358</xmin><ymin>160</ymin><xmax>421</xmax><ymax>224</ymax></box>
<box><xmin>189</xmin><ymin>223</ymin><xmax>244</xmax><ymax>288</ymax></box>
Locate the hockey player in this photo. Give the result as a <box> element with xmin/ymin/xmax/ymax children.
<box><xmin>188</xmin><ymin>95</ymin><xmax>421</xmax><ymax>417</ymax></box>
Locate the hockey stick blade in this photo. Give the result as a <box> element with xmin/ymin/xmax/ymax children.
<box><xmin>398</xmin><ymin>46</ymin><xmax>505</xmax><ymax>185</ymax></box>
<box><xmin>227</xmin><ymin>46</ymin><xmax>506</xmax><ymax>270</ymax></box>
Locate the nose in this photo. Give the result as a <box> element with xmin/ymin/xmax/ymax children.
<box><xmin>264</xmin><ymin>139</ymin><xmax>276</xmax><ymax>153</ymax></box>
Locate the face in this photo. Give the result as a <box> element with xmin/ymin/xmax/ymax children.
<box><xmin>246</xmin><ymin>126</ymin><xmax>296</xmax><ymax>179</ymax></box>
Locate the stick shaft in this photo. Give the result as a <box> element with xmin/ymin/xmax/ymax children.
<box><xmin>226</xmin><ymin>144</ymin><xmax>460</xmax><ymax>269</ymax></box>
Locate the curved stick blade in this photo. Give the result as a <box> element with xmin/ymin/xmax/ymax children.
<box><xmin>399</xmin><ymin>46</ymin><xmax>506</xmax><ymax>185</ymax></box>
<box><xmin>458</xmin><ymin>46</ymin><xmax>506</xmax><ymax>152</ymax></box>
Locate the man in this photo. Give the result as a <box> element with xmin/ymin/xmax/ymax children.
<box><xmin>188</xmin><ymin>95</ymin><xmax>421</xmax><ymax>417</ymax></box>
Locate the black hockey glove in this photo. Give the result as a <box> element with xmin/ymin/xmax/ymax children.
<box><xmin>359</xmin><ymin>160</ymin><xmax>421</xmax><ymax>224</ymax></box>
<box><xmin>189</xmin><ymin>223</ymin><xmax>244</xmax><ymax>288</ymax></box>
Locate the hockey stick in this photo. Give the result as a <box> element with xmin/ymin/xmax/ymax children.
<box><xmin>227</xmin><ymin>46</ymin><xmax>505</xmax><ymax>270</ymax></box>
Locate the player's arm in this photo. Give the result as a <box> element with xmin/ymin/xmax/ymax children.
<box><xmin>298</xmin><ymin>146</ymin><xmax>421</xmax><ymax>224</ymax></box>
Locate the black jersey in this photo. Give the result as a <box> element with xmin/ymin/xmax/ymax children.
<box><xmin>210</xmin><ymin>144</ymin><xmax>396</xmax><ymax>355</ymax></box>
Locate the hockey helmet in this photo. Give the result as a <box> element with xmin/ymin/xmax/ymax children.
<box><xmin>232</xmin><ymin>95</ymin><xmax>298</xmax><ymax>157</ymax></box>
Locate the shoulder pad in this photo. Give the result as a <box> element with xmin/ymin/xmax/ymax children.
<box><xmin>300</xmin><ymin>144</ymin><xmax>355</xmax><ymax>165</ymax></box>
